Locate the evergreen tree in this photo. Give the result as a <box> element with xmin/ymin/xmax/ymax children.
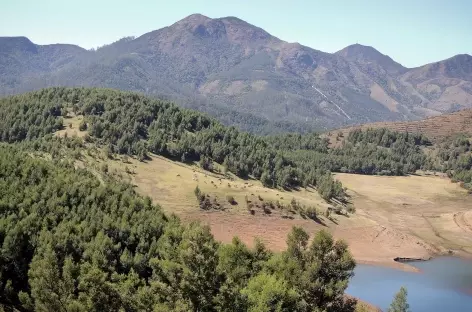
<box><xmin>388</xmin><ymin>286</ymin><xmax>411</xmax><ymax>312</ymax></box>
<box><xmin>241</xmin><ymin>273</ymin><xmax>302</xmax><ymax>312</ymax></box>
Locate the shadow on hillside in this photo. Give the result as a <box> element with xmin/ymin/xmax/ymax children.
<box><xmin>300</xmin><ymin>212</ymin><xmax>327</xmax><ymax>227</ymax></box>
<box><xmin>328</xmin><ymin>216</ymin><xmax>339</xmax><ymax>225</ymax></box>
<box><xmin>312</xmin><ymin>215</ymin><xmax>327</xmax><ymax>226</ymax></box>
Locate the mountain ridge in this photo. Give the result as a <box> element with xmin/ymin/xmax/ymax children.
<box><xmin>1</xmin><ymin>14</ymin><xmax>471</xmax><ymax>133</ymax></box>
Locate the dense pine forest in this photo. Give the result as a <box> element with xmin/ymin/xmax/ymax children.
<box><xmin>0</xmin><ymin>144</ymin><xmax>357</xmax><ymax>311</ymax></box>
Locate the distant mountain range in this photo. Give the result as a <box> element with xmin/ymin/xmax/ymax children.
<box><xmin>1</xmin><ymin>13</ymin><xmax>471</xmax><ymax>133</ymax></box>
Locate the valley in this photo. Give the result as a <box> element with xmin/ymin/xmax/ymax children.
<box><xmin>1</xmin><ymin>87</ymin><xmax>471</xmax><ymax>311</ymax></box>
<box><xmin>21</xmin><ymin>88</ymin><xmax>472</xmax><ymax>267</ymax></box>
<box><xmin>336</xmin><ymin>173</ymin><xmax>472</xmax><ymax>257</ymax></box>
<box><xmin>1</xmin><ymin>4</ymin><xmax>471</xmax><ymax>311</ymax></box>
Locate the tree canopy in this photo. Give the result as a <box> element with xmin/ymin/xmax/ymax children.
<box><xmin>0</xmin><ymin>143</ymin><xmax>357</xmax><ymax>311</ymax></box>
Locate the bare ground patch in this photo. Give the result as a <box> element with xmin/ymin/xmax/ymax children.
<box><xmin>104</xmin><ymin>155</ymin><xmax>454</xmax><ymax>270</ymax></box>
<box><xmin>336</xmin><ymin>173</ymin><xmax>472</xmax><ymax>256</ymax></box>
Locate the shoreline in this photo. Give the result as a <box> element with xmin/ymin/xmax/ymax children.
<box><xmin>356</xmin><ymin>258</ymin><xmax>422</xmax><ymax>273</ymax></box>
<box><xmin>356</xmin><ymin>250</ymin><xmax>472</xmax><ymax>273</ymax></box>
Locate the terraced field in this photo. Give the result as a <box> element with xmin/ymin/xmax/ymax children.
<box><xmin>326</xmin><ymin>109</ymin><xmax>472</xmax><ymax>144</ymax></box>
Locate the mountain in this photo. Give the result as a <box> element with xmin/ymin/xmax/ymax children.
<box><xmin>1</xmin><ymin>14</ymin><xmax>471</xmax><ymax>133</ymax></box>
<box><xmin>399</xmin><ymin>54</ymin><xmax>472</xmax><ymax>112</ymax></box>
<box><xmin>335</xmin><ymin>43</ymin><xmax>407</xmax><ymax>75</ymax></box>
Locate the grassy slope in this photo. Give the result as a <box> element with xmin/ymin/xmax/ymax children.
<box><xmin>51</xmin><ymin>114</ymin><xmax>472</xmax><ymax>312</ymax></box>
<box><xmin>59</xmin><ymin>116</ymin><xmax>472</xmax><ymax>272</ymax></box>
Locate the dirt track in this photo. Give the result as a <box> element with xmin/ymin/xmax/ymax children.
<box><xmin>454</xmin><ymin>211</ymin><xmax>472</xmax><ymax>234</ymax></box>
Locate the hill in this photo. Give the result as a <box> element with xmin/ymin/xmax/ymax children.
<box><xmin>326</xmin><ymin>108</ymin><xmax>472</xmax><ymax>143</ymax></box>
<box><xmin>1</xmin><ymin>14</ymin><xmax>472</xmax><ymax>134</ymax></box>
<box><xmin>1</xmin><ymin>142</ymin><xmax>367</xmax><ymax>312</ymax></box>
<box><xmin>0</xmin><ymin>87</ymin><xmax>404</xmax><ymax>312</ymax></box>
<box><xmin>1</xmin><ymin>87</ymin><xmax>471</xmax><ymax>311</ymax></box>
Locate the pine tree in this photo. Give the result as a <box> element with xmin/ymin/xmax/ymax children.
<box><xmin>388</xmin><ymin>286</ymin><xmax>410</xmax><ymax>312</ymax></box>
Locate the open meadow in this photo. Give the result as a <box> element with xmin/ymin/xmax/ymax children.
<box><xmin>105</xmin><ymin>154</ymin><xmax>472</xmax><ymax>271</ymax></box>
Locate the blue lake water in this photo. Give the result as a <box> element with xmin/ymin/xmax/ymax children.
<box><xmin>347</xmin><ymin>257</ymin><xmax>472</xmax><ymax>311</ymax></box>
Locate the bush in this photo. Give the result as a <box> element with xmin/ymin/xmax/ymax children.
<box><xmin>346</xmin><ymin>204</ymin><xmax>356</xmax><ymax>214</ymax></box>
<box><xmin>291</xmin><ymin>197</ymin><xmax>298</xmax><ymax>209</ymax></box>
<box><xmin>325</xmin><ymin>209</ymin><xmax>331</xmax><ymax>218</ymax></box>
<box><xmin>100</xmin><ymin>163</ymin><xmax>108</xmax><ymax>173</ymax></box>
<box><xmin>78</xmin><ymin>120</ymin><xmax>87</xmax><ymax>131</ymax></box>
<box><xmin>199</xmin><ymin>156</ymin><xmax>213</xmax><ymax>171</ymax></box>
<box><xmin>194</xmin><ymin>186</ymin><xmax>205</xmax><ymax>202</ymax></box>
<box><xmin>305</xmin><ymin>206</ymin><xmax>317</xmax><ymax>220</ymax></box>
<box><xmin>194</xmin><ymin>185</ymin><xmax>201</xmax><ymax>197</ymax></box>
<box><xmin>226</xmin><ymin>195</ymin><xmax>236</xmax><ymax>205</ymax></box>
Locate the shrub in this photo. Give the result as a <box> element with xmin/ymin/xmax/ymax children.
<box><xmin>194</xmin><ymin>185</ymin><xmax>202</xmax><ymax>197</ymax></box>
<box><xmin>305</xmin><ymin>206</ymin><xmax>317</xmax><ymax>220</ymax></box>
<box><xmin>79</xmin><ymin>120</ymin><xmax>87</xmax><ymax>131</ymax></box>
<box><xmin>346</xmin><ymin>204</ymin><xmax>356</xmax><ymax>214</ymax></box>
<box><xmin>226</xmin><ymin>195</ymin><xmax>237</xmax><ymax>205</ymax></box>
<box><xmin>325</xmin><ymin>209</ymin><xmax>331</xmax><ymax>218</ymax></box>
<box><xmin>100</xmin><ymin>163</ymin><xmax>108</xmax><ymax>173</ymax></box>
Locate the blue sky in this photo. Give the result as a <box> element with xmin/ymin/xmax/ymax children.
<box><xmin>1</xmin><ymin>0</ymin><xmax>471</xmax><ymax>67</ymax></box>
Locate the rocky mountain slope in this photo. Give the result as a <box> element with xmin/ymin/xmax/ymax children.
<box><xmin>1</xmin><ymin>13</ymin><xmax>471</xmax><ymax>133</ymax></box>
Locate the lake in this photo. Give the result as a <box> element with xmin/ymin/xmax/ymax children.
<box><xmin>347</xmin><ymin>257</ymin><xmax>472</xmax><ymax>311</ymax></box>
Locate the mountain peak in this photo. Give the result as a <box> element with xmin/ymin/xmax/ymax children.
<box><xmin>336</xmin><ymin>43</ymin><xmax>383</xmax><ymax>58</ymax></box>
<box><xmin>176</xmin><ymin>13</ymin><xmax>212</xmax><ymax>25</ymax></box>
<box><xmin>336</xmin><ymin>43</ymin><xmax>406</xmax><ymax>74</ymax></box>
<box><xmin>422</xmin><ymin>53</ymin><xmax>472</xmax><ymax>79</ymax></box>
<box><xmin>166</xmin><ymin>13</ymin><xmax>272</xmax><ymax>43</ymax></box>
<box><xmin>447</xmin><ymin>53</ymin><xmax>472</xmax><ymax>62</ymax></box>
<box><xmin>0</xmin><ymin>36</ymin><xmax>37</xmax><ymax>54</ymax></box>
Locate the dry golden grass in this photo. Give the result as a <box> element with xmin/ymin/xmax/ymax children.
<box><xmin>109</xmin><ymin>154</ymin><xmax>332</xmax><ymax>216</ymax></box>
<box><xmin>103</xmin><ymin>154</ymin><xmax>467</xmax><ymax>271</ymax></box>
<box><xmin>335</xmin><ymin>173</ymin><xmax>466</xmax><ymax>206</ymax></box>
<box><xmin>335</xmin><ymin>173</ymin><xmax>472</xmax><ymax>255</ymax></box>
<box><xmin>54</xmin><ymin>113</ymin><xmax>472</xmax><ymax>269</ymax></box>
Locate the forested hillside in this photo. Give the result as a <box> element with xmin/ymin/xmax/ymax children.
<box><xmin>0</xmin><ymin>143</ymin><xmax>359</xmax><ymax>311</ymax></box>
<box><xmin>328</xmin><ymin>124</ymin><xmax>472</xmax><ymax>192</ymax></box>
<box><xmin>430</xmin><ymin>136</ymin><xmax>472</xmax><ymax>190</ymax></box>
<box><xmin>0</xmin><ymin>87</ymin><xmax>466</xmax><ymax>311</ymax></box>
<box><xmin>0</xmin><ymin>87</ymin><xmax>440</xmax><ymax>202</ymax></box>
